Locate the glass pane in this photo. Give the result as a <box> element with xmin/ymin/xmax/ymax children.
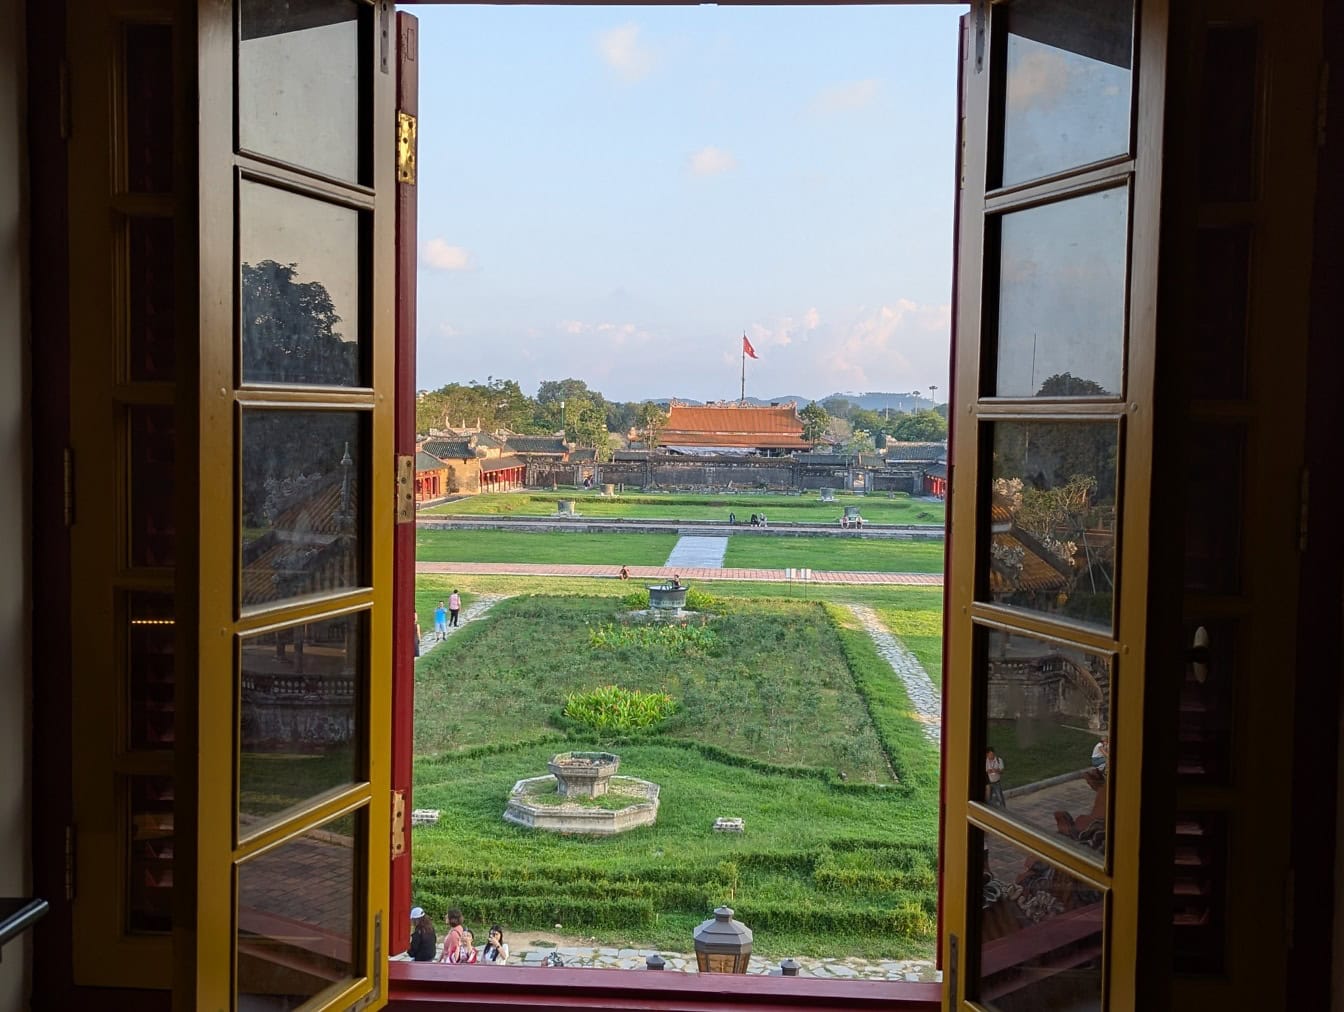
<box><xmin>237</xmin><ymin>810</ymin><xmax>361</xmax><ymax>1007</ymax></box>
<box><xmin>1182</xmin><ymin>424</ymin><xmax>1243</xmax><ymax>594</ymax></box>
<box><xmin>979</xmin><ymin>628</ymin><xmax>1110</xmax><ymax>861</ymax></box>
<box><xmin>240</xmin><ymin>180</ymin><xmax>362</xmax><ymax>387</ymax></box>
<box><xmin>1171</xmin><ymin>811</ymin><xmax>1228</xmax><ymax>975</ymax></box>
<box><xmin>239</xmin><ymin>613</ymin><xmax>364</xmax><ymax>828</ymax></box>
<box><xmin>999</xmin><ymin>0</ymin><xmax>1133</xmax><ymax>187</ymax></box>
<box><xmin>129</xmin><ymin>405</ymin><xmax>176</xmax><ymax>568</ymax></box>
<box><xmin>982</xmin><ymin>421</ymin><xmax>1120</xmax><ymax>629</ymax></box>
<box><xmin>993</xmin><ymin>189</ymin><xmax>1127</xmax><ymax>398</ymax></box>
<box><xmin>124</xmin><ymin>23</ymin><xmax>174</xmax><ymax>194</ymax></box>
<box><xmin>238</xmin><ymin>0</ymin><xmax>361</xmax><ymax>182</ymax></box>
<box><xmin>1177</xmin><ymin>620</ymin><xmax>1236</xmax><ymax>784</ymax></box>
<box><xmin>242</xmin><ymin>410</ymin><xmax>365</xmax><ymax>609</ymax></box>
<box><xmin>1191</xmin><ymin>227</ymin><xmax>1251</xmax><ymax>399</ymax></box>
<box><xmin>128</xmin><ymin>775</ymin><xmax>174</xmax><ymax>933</ymax></box>
<box><xmin>128</xmin><ymin>591</ymin><xmax>175</xmax><ymax>750</ymax></box>
<box><xmin>1199</xmin><ymin>26</ymin><xmax>1259</xmax><ymax>202</ymax></box>
<box><xmin>975</xmin><ymin>829</ymin><xmax>1104</xmax><ymax>1010</ymax></box>
<box><xmin>127</xmin><ymin>216</ymin><xmax>176</xmax><ymax>381</ymax></box>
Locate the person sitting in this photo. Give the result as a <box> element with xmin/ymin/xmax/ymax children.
<box><xmin>749</xmin><ymin>513</ymin><xmax>759</xmax><ymax>526</ymax></box>
<box><xmin>437</xmin><ymin>908</ymin><xmax>464</xmax><ymax>963</ymax></box>
<box><xmin>759</xmin><ymin>512</ymin><xmax>768</xmax><ymax>528</ymax></box>
<box><xmin>406</xmin><ymin>906</ymin><xmax>436</xmax><ymax>961</ymax></box>
<box><xmin>1091</xmin><ymin>736</ymin><xmax>1109</xmax><ymax>775</ymax></box>
<box><xmin>453</xmin><ymin>928</ymin><xmax>479</xmax><ymax>964</ymax></box>
<box><xmin>619</xmin><ymin>565</ymin><xmax>630</xmax><ymax>581</ymax></box>
<box><xmin>479</xmin><ymin>925</ymin><xmax>509</xmax><ymax>964</ymax></box>
<box><xmin>671</xmin><ymin>574</ymin><xmax>682</xmax><ymax>589</ymax></box>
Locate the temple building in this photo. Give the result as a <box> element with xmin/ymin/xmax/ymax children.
<box><xmin>656</xmin><ymin>402</ymin><xmax>812</xmax><ymax>456</ymax></box>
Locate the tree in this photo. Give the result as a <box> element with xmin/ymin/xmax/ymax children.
<box><xmin>1036</xmin><ymin>372</ymin><xmax>1110</xmax><ymax>398</ymax></box>
<box><xmin>889</xmin><ymin>409</ymin><xmax>948</xmax><ymax>442</ymax></box>
<box><xmin>635</xmin><ymin>401</ymin><xmax>668</xmax><ymax>449</ymax></box>
<box><xmin>843</xmin><ymin>429</ymin><xmax>877</xmax><ymax>456</ymax></box>
<box><xmin>241</xmin><ymin>260</ymin><xmax>358</xmax><ymax>386</ymax></box>
<box><xmin>820</xmin><ymin>395</ymin><xmax>855</xmax><ymax>420</ymax></box>
<box><xmin>799</xmin><ymin>401</ymin><xmax>830</xmax><ymax>444</ymax></box>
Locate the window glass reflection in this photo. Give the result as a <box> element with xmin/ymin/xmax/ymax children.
<box><xmin>982</xmin><ymin>421</ymin><xmax>1119</xmax><ymax>630</ymax></box>
<box><xmin>999</xmin><ymin>0</ymin><xmax>1133</xmax><ymax>187</ymax></box>
<box><xmin>978</xmin><ymin>628</ymin><xmax>1110</xmax><ymax>861</ymax></box>
<box><xmin>240</xmin><ymin>180</ymin><xmax>362</xmax><ymax>387</ymax></box>
<box><xmin>241</xmin><ymin>410</ymin><xmax>365</xmax><ymax>609</ymax></box>
<box><xmin>993</xmin><ymin>189</ymin><xmax>1127</xmax><ymax>398</ymax></box>
<box><xmin>237</xmin><ymin>811</ymin><xmax>360</xmax><ymax>1007</ymax></box>
<box><xmin>239</xmin><ymin>614</ymin><xmax>364</xmax><ymax>829</ymax></box>
<box><xmin>128</xmin><ymin>591</ymin><xmax>175</xmax><ymax>751</ymax></box>
<box><xmin>128</xmin><ymin>775</ymin><xmax>174</xmax><ymax>934</ymax></box>
<box><xmin>239</xmin><ymin>0</ymin><xmax>361</xmax><ymax>182</ymax></box>
<box><xmin>975</xmin><ymin>829</ymin><xmax>1103</xmax><ymax>1010</ymax></box>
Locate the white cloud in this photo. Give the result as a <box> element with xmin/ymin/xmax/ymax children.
<box><xmin>807</xmin><ymin>78</ymin><xmax>880</xmax><ymax>116</ymax></box>
<box><xmin>422</xmin><ymin>239</ymin><xmax>476</xmax><ymax>272</ymax></box>
<box><xmin>688</xmin><ymin>146</ymin><xmax>737</xmax><ymax>177</ymax></box>
<box><xmin>804</xmin><ymin>307</ymin><xmax>821</xmax><ymax>330</ymax></box>
<box><xmin>597</xmin><ymin>24</ymin><xmax>655</xmax><ymax>82</ymax></box>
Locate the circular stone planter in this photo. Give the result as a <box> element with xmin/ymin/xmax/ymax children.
<box><xmin>503</xmin><ymin>774</ymin><xmax>660</xmax><ymax>835</ymax></box>
<box><xmin>547</xmin><ymin>751</ymin><xmax>620</xmax><ymax>797</ymax></box>
<box><xmin>647</xmin><ymin>584</ymin><xmax>688</xmax><ymax>615</ymax></box>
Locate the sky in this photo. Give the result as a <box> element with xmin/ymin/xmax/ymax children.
<box><xmin>414</xmin><ymin>5</ymin><xmax>963</xmax><ymax>404</ymax></box>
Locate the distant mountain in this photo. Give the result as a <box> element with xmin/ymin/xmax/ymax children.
<box><xmin>644</xmin><ymin>392</ymin><xmax>942</xmax><ymax>411</ymax></box>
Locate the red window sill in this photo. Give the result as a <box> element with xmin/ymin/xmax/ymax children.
<box><xmin>388</xmin><ymin>962</ymin><xmax>943</xmax><ymax>1010</ymax></box>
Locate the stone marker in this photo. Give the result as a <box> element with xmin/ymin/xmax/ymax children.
<box><xmin>410</xmin><ymin>809</ymin><xmax>440</xmax><ymax>827</ymax></box>
<box><xmin>713</xmin><ymin>817</ymin><xmax>744</xmax><ymax>832</ymax></box>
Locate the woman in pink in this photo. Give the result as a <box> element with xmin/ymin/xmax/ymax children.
<box><xmin>437</xmin><ymin>908</ymin><xmax>463</xmax><ymax>963</ymax></box>
<box><xmin>448</xmin><ymin>590</ymin><xmax>462</xmax><ymax>627</ymax></box>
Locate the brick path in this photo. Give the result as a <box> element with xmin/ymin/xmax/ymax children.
<box><xmin>415</xmin><ymin>562</ymin><xmax>942</xmax><ymax>586</ymax></box>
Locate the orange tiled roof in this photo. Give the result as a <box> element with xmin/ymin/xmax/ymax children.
<box><xmin>660</xmin><ymin>403</ymin><xmax>809</xmax><ymax>449</ymax></box>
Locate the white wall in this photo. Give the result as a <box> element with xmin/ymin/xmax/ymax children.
<box><xmin>0</xmin><ymin>0</ymin><xmax>31</xmax><ymax>1006</ymax></box>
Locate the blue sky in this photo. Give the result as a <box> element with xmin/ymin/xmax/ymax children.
<box><xmin>415</xmin><ymin>5</ymin><xmax>962</xmax><ymax>403</ymax></box>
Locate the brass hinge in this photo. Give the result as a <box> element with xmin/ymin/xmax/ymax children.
<box><xmin>395</xmin><ymin>454</ymin><xmax>415</xmax><ymax>524</ymax></box>
<box><xmin>1298</xmin><ymin>466</ymin><xmax>1309</xmax><ymax>551</ymax></box>
<box><xmin>65</xmin><ymin>825</ymin><xmax>75</xmax><ymax>900</ymax></box>
<box><xmin>397</xmin><ymin>112</ymin><xmax>417</xmax><ymax>185</ymax></box>
<box><xmin>351</xmin><ymin>911</ymin><xmax>383</xmax><ymax>1009</ymax></box>
<box><xmin>391</xmin><ymin>789</ymin><xmax>406</xmax><ymax>856</ymax></box>
<box><xmin>63</xmin><ymin>447</ymin><xmax>74</xmax><ymax>527</ymax></box>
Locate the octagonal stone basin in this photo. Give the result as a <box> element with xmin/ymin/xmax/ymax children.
<box><xmin>548</xmin><ymin>751</ymin><xmax>619</xmax><ymax>798</ymax></box>
<box><xmin>503</xmin><ymin>774</ymin><xmax>660</xmax><ymax>836</ymax></box>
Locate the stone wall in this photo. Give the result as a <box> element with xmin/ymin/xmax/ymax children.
<box><xmin>523</xmin><ymin>455</ymin><xmax>930</xmax><ymax>493</ymax></box>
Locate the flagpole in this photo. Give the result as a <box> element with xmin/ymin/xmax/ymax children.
<box><xmin>740</xmin><ymin>332</ymin><xmax>746</xmax><ymax>403</ymax></box>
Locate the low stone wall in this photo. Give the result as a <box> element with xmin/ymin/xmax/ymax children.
<box><xmin>523</xmin><ymin>454</ymin><xmax>935</xmax><ymax>493</ymax></box>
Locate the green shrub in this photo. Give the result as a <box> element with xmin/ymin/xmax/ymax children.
<box><xmin>587</xmin><ymin>620</ymin><xmax>720</xmax><ymax>654</ymax></box>
<box><xmin>563</xmin><ymin>685</ymin><xmax>678</xmax><ymax>734</ymax></box>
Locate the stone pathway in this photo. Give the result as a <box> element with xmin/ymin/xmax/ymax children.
<box><xmin>416</xmin><ymin>561</ymin><xmax>942</xmax><ymax>586</ymax></box>
<box><xmin>396</xmin><ymin>941</ymin><xmax>938</xmax><ymax>982</ymax></box>
<box><xmin>664</xmin><ymin>535</ymin><xmax>729</xmax><ymax>569</ymax></box>
<box><xmin>845</xmin><ymin>604</ymin><xmax>942</xmax><ymax>744</ymax></box>
<box><xmin>418</xmin><ymin>595</ymin><xmax>507</xmax><ymax>658</ymax></box>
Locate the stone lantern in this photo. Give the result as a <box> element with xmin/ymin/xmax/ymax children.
<box><xmin>692</xmin><ymin>906</ymin><xmax>752</xmax><ymax>974</ymax></box>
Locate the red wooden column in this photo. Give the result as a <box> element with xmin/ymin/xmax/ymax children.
<box><xmin>390</xmin><ymin>9</ymin><xmax>419</xmax><ymax>957</ymax></box>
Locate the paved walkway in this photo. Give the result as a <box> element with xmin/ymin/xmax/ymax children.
<box><xmin>846</xmin><ymin>604</ymin><xmax>942</xmax><ymax>744</ymax></box>
<box><xmin>418</xmin><ymin>595</ymin><xmax>507</xmax><ymax>657</ymax></box>
<box><xmin>394</xmin><ymin>941</ymin><xmax>939</xmax><ymax>981</ymax></box>
<box><xmin>416</xmin><ymin>562</ymin><xmax>942</xmax><ymax>586</ymax></box>
<box><xmin>664</xmin><ymin>535</ymin><xmax>729</xmax><ymax>569</ymax></box>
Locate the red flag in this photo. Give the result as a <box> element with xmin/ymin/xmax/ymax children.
<box><xmin>742</xmin><ymin>334</ymin><xmax>758</xmax><ymax>359</ymax></box>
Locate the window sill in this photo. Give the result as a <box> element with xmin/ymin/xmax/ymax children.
<box><xmin>387</xmin><ymin>962</ymin><xmax>943</xmax><ymax>1010</ymax></box>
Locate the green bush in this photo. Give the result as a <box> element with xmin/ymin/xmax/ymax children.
<box><xmin>563</xmin><ymin>685</ymin><xmax>678</xmax><ymax>734</ymax></box>
<box><xmin>587</xmin><ymin>620</ymin><xmax>720</xmax><ymax>654</ymax></box>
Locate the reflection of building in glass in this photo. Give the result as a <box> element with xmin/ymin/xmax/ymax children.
<box><xmin>239</xmin><ymin>617</ymin><xmax>358</xmax><ymax>752</ymax></box>
<box><xmin>986</xmin><ymin>633</ymin><xmax>1108</xmax><ymax>731</ymax></box>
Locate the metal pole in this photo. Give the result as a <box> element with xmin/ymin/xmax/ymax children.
<box><xmin>740</xmin><ymin>335</ymin><xmax>746</xmax><ymax>403</ymax></box>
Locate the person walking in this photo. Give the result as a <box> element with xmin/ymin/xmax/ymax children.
<box><xmin>413</xmin><ymin>616</ymin><xmax>422</xmax><ymax>659</ymax></box>
<box><xmin>406</xmin><ymin>906</ymin><xmax>436</xmax><ymax>961</ymax></box>
<box><xmin>985</xmin><ymin>746</ymin><xmax>1006</xmax><ymax>808</ymax></box>
<box><xmin>433</xmin><ymin>601</ymin><xmax>448</xmax><ymax>641</ymax></box>
<box><xmin>448</xmin><ymin>589</ymin><xmax>462</xmax><ymax>627</ymax></box>
<box><xmin>479</xmin><ymin>925</ymin><xmax>509</xmax><ymax>965</ymax></box>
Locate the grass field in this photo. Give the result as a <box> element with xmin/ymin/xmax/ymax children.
<box><xmin>422</xmin><ymin>490</ymin><xmax>945</xmax><ymax>527</ymax></box>
<box><xmin>988</xmin><ymin>717</ymin><xmax>1099</xmax><ymax>786</ymax></box>
<box><xmin>723</xmin><ymin>535</ymin><xmax>945</xmax><ymax>574</ymax></box>
<box><xmin>416</xmin><ymin>528</ymin><xmax>943</xmax><ymax>573</ymax></box>
<box><xmin>410</xmin><ymin>586</ymin><xmax>940</xmax><ymax>959</ymax></box>
<box><xmin>415</xmin><ymin>529</ymin><xmax>678</xmax><ymax>566</ymax></box>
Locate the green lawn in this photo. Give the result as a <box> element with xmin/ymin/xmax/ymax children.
<box><xmin>410</xmin><ymin>589</ymin><xmax>940</xmax><ymax>959</ymax></box>
<box><xmin>415</xmin><ymin>529</ymin><xmax>678</xmax><ymax>566</ymax></box>
<box><xmin>988</xmin><ymin>717</ymin><xmax>1099</xmax><ymax>787</ymax></box>
<box><xmin>876</xmin><ymin>598</ymin><xmax>945</xmax><ymax>688</ymax></box>
<box><xmin>422</xmin><ymin>490</ymin><xmax>944</xmax><ymax>527</ymax></box>
<box><xmin>723</xmin><ymin>535</ymin><xmax>945</xmax><ymax>574</ymax></box>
